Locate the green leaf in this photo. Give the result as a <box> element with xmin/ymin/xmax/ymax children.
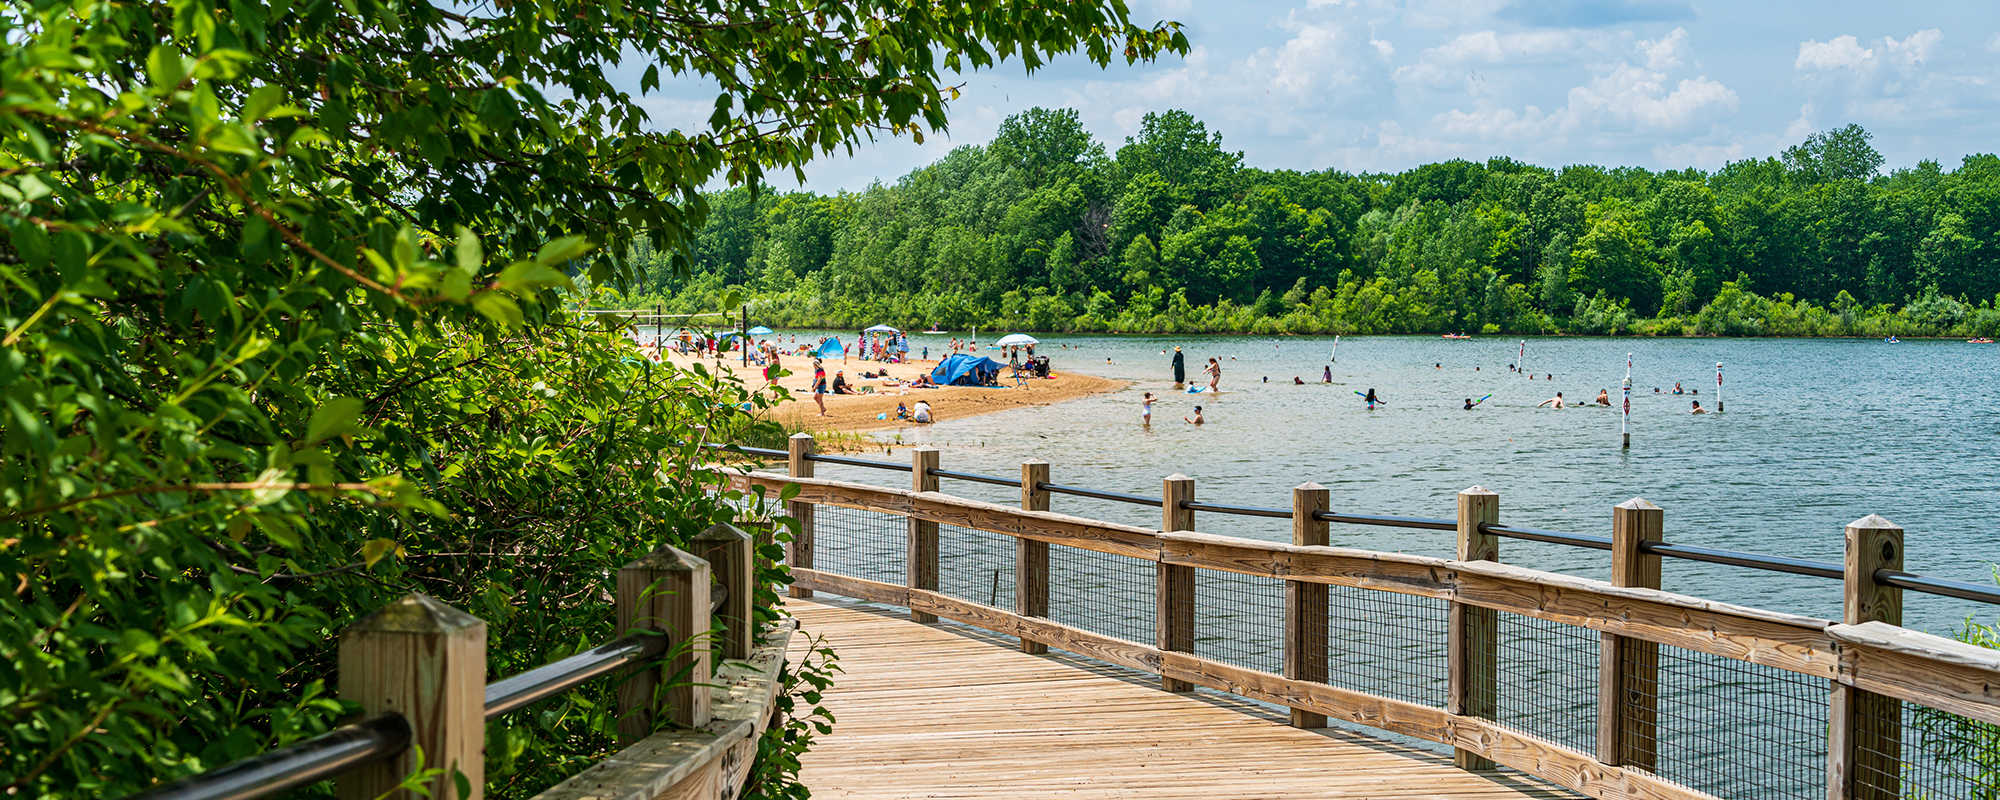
<box><xmin>360</xmin><ymin>538</ymin><xmax>398</xmax><ymax>567</ymax></box>
<box><xmin>147</xmin><ymin>45</ymin><xmax>187</xmax><ymax>88</ymax></box>
<box><xmin>455</xmin><ymin>226</ymin><xmax>482</xmax><ymax>273</ymax></box>
<box><xmin>533</xmin><ymin>236</ymin><xmax>592</xmax><ymax>267</ymax></box>
<box><xmin>304</xmin><ymin>396</ymin><xmax>365</xmax><ymax>445</ymax></box>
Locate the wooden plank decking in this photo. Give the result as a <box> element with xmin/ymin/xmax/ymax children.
<box><xmin>787</xmin><ymin>598</ymin><xmax>1580</xmax><ymax>799</ymax></box>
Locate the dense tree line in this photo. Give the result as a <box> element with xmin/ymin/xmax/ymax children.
<box><xmin>626</xmin><ymin>110</ymin><xmax>2000</xmax><ymax>337</ymax></box>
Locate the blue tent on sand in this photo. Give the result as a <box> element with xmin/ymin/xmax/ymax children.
<box><xmin>815</xmin><ymin>337</ymin><xmax>845</xmax><ymax>359</ymax></box>
<box><xmin>930</xmin><ymin>354</ymin><xmax>1004</xmax><ymax>386</ymax></box>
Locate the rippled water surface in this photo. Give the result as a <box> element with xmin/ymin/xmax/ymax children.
<box><xmin>785</xmin><ymin>332</ymin><xmax>2000</xmax><ymax>634</ymax></box>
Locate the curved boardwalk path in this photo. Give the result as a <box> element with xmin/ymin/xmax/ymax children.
<box><xmin>787</xmin><ymin>598</ymin><xmax>1579</xmax><ymax>799</ymax></box>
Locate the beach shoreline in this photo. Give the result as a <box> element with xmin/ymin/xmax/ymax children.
<box><xmin>658</xmin><ymin>347</ymin><xmax>1125</xmax><ymax>436</ymax></box>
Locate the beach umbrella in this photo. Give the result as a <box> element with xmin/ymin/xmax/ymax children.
<box><xmin>994</xmin><ymin>333</ymin><xmax>1039</xmax><ymax>347</ymax></box>
<box><xmin>747</xmin><ymin>325</ymin><xmax>774</xmax><ymax>335</ymax></box>
<box><xmin>863</xmin><ymin>323</ymin><xmax>901</xmax><ymax>333</ymax></box>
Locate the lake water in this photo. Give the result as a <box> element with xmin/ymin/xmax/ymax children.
<box><xmin>782</xmin><ymin>331</ymin><xmax>2000</xmax><ymax>636</ymax></box>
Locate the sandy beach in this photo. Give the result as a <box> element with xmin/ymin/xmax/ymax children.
<box><xmin>658</xmin><ymin>347</ymin><xmax>1123</xmax><ymax>434</ymax></box>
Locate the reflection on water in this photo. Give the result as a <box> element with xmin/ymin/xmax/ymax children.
<box><xmin>788</xmin><ymin>331</ymin><xmax>1999</xmax><ymax>635</ymax></box>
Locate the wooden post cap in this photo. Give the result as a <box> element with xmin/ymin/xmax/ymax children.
<box><xmin>1295</xmin><ymin>481</ymin><xmax>1325</xmax><ymax>491</ymax></box>
<box><xmin>1460</xmin><ymin>485</ymin><xmax>1497</xmax><ymax>497</ymax></box>
<box><xmin>1616</xmin><ymin>497</ymin><xmax>1661</xmax><ymax>511</ymax></box>
<box><xmin>1165</xmin><ymin>472</ymin><xmax>1190</xmax><ymax>482</ymax></box>
<box><xmin>345</xmin><ymin>592</ymin><xmax>484</xmax><ymax>635</ymax></box>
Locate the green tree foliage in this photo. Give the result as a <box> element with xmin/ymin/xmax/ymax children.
<box><xmin>633</xmin><ymin>112</ymin><xmax>2000</xmax><ymax>338</ymax></box>
<box><xmin>0</xmin><ymin>0</ymin><xmax>1186</xmax><ymax>795</ymax></box>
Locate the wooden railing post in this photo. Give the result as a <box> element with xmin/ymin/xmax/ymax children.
<box><xmin>786</xmin><ymin>433</ymin><xmax>814</xmax><ymax>599</ymax></box>
<box><xmin>1018</xmin><ymin>459</ymin><xmax>1051</xmax><ymax>655</ymax></box>
<box><xmin>1286</xmin><ymin>482</ymin><xmax>1331</xmax><ymax>729</ymax></box>
<box><xmin>1599</xmin><ymin>498</ymin><xmax>1663</xmax><ymax>771</ymax></box>
<box><xmin>1451</xmin><ymin>486</ymin><xmax>1500</xmax><ymax>771</ymax></box>
<box><xmin>1158</xmin><ymin>474</ymin><xmax>1196</xmax><ymax>693</ymax></box>
<box><xmin>337</xmin><ymin>594</ymin><xmax>486</xmax><ymax>800</ymax></box>
<box><xmin>692</xmin><ymin>522</ymin><xmax>756</xmax><ymax>660</ymax></box>
<box><xmin>1830</xmin><ymin>515</ymin><xmax>1904</xmax><ymax>800</ymax></box>
<box><xmin>908</xmin><ymin>447</ymin><xmax>940</xmax><ymax>623</ymax></box>
<box><xmin>617</xmin><ymin>544</ymin><xmax>713</xmax><ymax>742</ymax></box>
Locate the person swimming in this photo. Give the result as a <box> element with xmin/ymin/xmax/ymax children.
<box><xmin>1673</xmin><ymin>382</ymin><xmax>1684</xmax><ymax>394</ymax></box>
<box><xmin>1595</xmin><ymin>389</ymin><xmax>1611</xmax><ymax>406</ymax></box>
<box><xmin>1185</xmin><ymin>405</ymin><xmax>1205</xmax><ymax>425</ymax></box>
<box><xmin>1364</xmin><ymin>388</ymin><xmax>1382</xmax><ymax>409</ymax></box>
<box><xmin>1293</xmin><ymin>376</ymin><xmax>1304</xmax><ymax>385</ymax></box>
<box><xmin>1464</xmin><ymin>398</ymin><xmax>1475</xmax><ymax>410</ymax></box>
<box><xmin>1322</xmin><ymin>365</ymin><xmax>1331</xmax><ymax>383</ymax></box>
<box><xmin>1537</xmin><ymin>392</ymin><xmax>1566</xmax><ymax>409</ymax></box>
<box><xmin>1690</xmin><ymin>400</ymin><xmax>1706</xmax><ymax>414</ymax></box>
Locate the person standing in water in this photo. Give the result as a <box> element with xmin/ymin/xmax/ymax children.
<box><xmin>1171</xmin><ymin>346</ymin><xmax>1186</xmax><ymax>388</ymax></box>
<box><xmin>1594</xmin><ymin>389</ymin><xmax>1611</xmax><ymax>406</ymax></box>
<box><xmin>1141</xmin><ymin>392</ymin><xmax>1155</xmax><ymax>427</ymax></box>
<box><xmin>1322</xmin><ymin>365</ymin><xmax>1332</xmax><ymax>383</ymax></box>
<box><xmin>1205</xmin><ymin>357</ymin><xmax>1221</xmax><ymax>393</ymax></box>
<box><xmin>1364</xmin><ymin>388</ymin><xmax>1382</xmax><ymax>409</ymax></box>
<box><xmin>1185</xmin><ymin>405</ymin><xmax>1204</xmax><ymax>425</ymax></box>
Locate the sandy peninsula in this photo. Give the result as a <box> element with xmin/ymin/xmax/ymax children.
<box><xmin>658</xmin><ymin>347</ymin><xmax>1123</xmax><ymax>434</ymax></box>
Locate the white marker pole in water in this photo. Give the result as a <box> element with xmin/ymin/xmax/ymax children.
<box><xmin>1332</xmin><ymin>335</ymin><xmax>1339</xmax><ymax>363</ymax></box>
<box><xmin>1716</xmin><ymin>362</ymin><xmax>1724</xmax><ymax>412</ymax></box>
<box><xmin>1622</xmin><ymin>353</ymin><xmax>1633</xmax><ymax>450</ymax></box>
<box><xmin>1518</xmin><ymin>340</ymin><xmax>1527</xmax><ymax>376</ymax></box>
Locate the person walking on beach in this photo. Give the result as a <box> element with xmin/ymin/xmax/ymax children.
<box><xmin>811</xmin><ymin>360</ymin><xmax>829</xmax><ymax>416</ymax></box>
<box><xmin>1171</xmin><ymin>346</ymin><xmax>1186</xmax><ymax>388</ymax></box>
<box><xmin>1205</xmin><ymin>357</ymin><xmax>1221</xmax><ymax>393</ymax></box>
<box><xmin>1141</xmin><ymin>392</ymin><xmax>1155</xmax><ymax>427</ymax></box>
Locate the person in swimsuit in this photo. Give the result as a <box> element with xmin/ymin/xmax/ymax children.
<box><xmin>1537</xmin><ymin>392</ymin><xmax>1565</xmax><ymax>409</ymax></box>
<box><xmin>1690</xmin><ymin>400</ymin><xmax>1706</xmax><ymax>414</ymax></box>
<box><xmin>1141</xmin><ymin>392</ymin><xmax>1155</xmax><ymax>427</ymax></box>
<box><xmin>811</xmin><ymin>360</ymin><xmax>828</xmax><ymax>416</ymax></box>
<box><xmin>1184</xmin><ymin>405</ymin><xmax>1204</xmax><ymax>425</ymax></box>
<box><xmin>1205</xmin><ymin>358</ymin><xmax>1221</xmax><ymax>393</ymax></box>
<box><xmin>1364</xmin><ymin>388</ymin><xmax>1382</xmax><ymax>409</ymax></box>
<box><xmin>1595</xmin><ymin>389</ymin><xmax>1611</xmax><ymax>406</ymax></box>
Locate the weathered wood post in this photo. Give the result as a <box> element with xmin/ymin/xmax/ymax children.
<box><xmin>1451</xmin><ymin>486</ymin><xmax>1500</xmax><ymax>771</ymax></box>
<box><xmin>616</xmin><ymin>544</ymin><xmax>714</xmax><ymax>742</ymax></box>
<box><xmin>1158</xmin><ymin>474</ymin><xmax>1196</xmax><ymax>693</ymax></box>
<box><xmin>908</xmin><ymin>446</ymin><xmax>940</xmax><ymax>623</ymax></box>
<box><xmin>1830</xmin><ymin>515</ymin><xmax>1904</xmax><ymax>800</ymax></box>
<box><xmin>1598</xmin><ymin>498</ymin><xmax>1663</xmax><ymax>771</ymax></box>
<box><xmin>1286</xmin><ymin>482</ymin><xmax>1331</xmax><ymax>729</ymax></box>
<box><xmin>337</xmin><ymin>594</ymin><xmax>486</xmax><ymax>800</ymax></box>
<box><xmin>692</xmin><ymin>522</ymin><xmax>756</xmax><ymax>660</ymax></box>
<box><xmin>1018</xmin><ymin>459</ymin><xmax>1052</xmax><ymax>655</ymax></box>
<box><xmin>786</xmin><ymin>433</ymin><xmax>815</xmax><ymax>599</ymax></box>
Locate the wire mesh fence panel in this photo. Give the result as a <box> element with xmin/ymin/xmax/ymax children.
<box><xmin>1488</xmin><ymin>612</ymin><xmax>1599</xmax><ymax>753</ymax></box>
<box><xmin>1859</xmin><ymin>695</ymin><xmax>2000</xmax><ymax>800</ymax></box>
<box><xmin>1621</xmin><ymin>642</ymin><xmax>1826</xmax><ymax>800</ymax></box>
<box><xmin>936</xmin><ymin>524</ymin><xmax>1015</xmax><ymax>610</ymax></box>
<box><xmin>1047</xmin><ymin>545</ymin><xmax>1155</xmax><ymax>646</ymax></box>
<box><xmin>810</xmin><ymin>503</ymin><xmax>907</xmax><ymax>587</ymax></box>
<box><xmin>1192</xmin><ymin>568</ymin><xmax>1284</xmax><ymax>674</ymax></box>
<box><xmin>1324</xmin><ymin>586</ymin><xmax>1451</xmax><ymax>708</ymax></box>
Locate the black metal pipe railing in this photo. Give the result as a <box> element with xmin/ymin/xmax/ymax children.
<box><xmin>1312</xmin><ymin>510</ymin><xmax>1458</xmax><ymax>531</ymax></box>
<box><xmin>484</xmin><ymin>631</ymin><xmax>670</xmax><ymax>720</ymax></box>
<box><xmin>1180</xmin><ymin>500</ymin><xmax>1291</xmax><ymax>519</ymax></box>
<box><xmin>1482</xmin><ymin>523</ymin><xmax>1614</xmax><ymax>551</ymax></box>
<box><xmin>120</xmin><ymin>714</ymin><xmax>410</xmax><ymax>800</ymax></box>
<box><xmin>1035</xmin><ymin>482</ymin><xmax>1163</xmax><ymax>507</ymax></box>
<box><xmin>804</xmin><ymin>453</ymin><xmax>912</xmax><ymax>472</ymax></box>
<box><xmin>703</xmin><ymin>442</ymin><xmax>787</xmax><ymax>458</ymax></box>
<box><xmin>930</xmin><ymin>468</ymin><xmax>1022</xmax><ymax>488</ymax></box>
<box><xmin>1875</xmin><ymin>569</ymin><xmax>2000</xmax><ymax>606</ymax></box>
<box><xmin>1638</xmin><ymin>540</ymin><xmax>1845</xmax><ymax>580</ymax></box>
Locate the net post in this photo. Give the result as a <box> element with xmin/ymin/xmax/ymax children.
<box><xmin>1599</xmin><ymin>498</ymin><xmax>1663</xmax><ymax>770</ymax></box>
<box><xmin>1018</xmin><ymin>460</ymin><xmax>1052</xmax><ymax>654</ymax></box>
<box><xmin>1451</xmin><ymin>486</ymin><xmax>1500</xmax><ymax>771</ymax></box>
<box><xmin>786</xmin><ymin>433</ymin><xmax>815</xmax><ymax>599</ymax></box>
<box><xmin>617</xmin><ymin>544</ymin><xmax>713</xmax><ymax>740</ymax></box>
<box><xmin>1830</xmin><ymin>515</ymin><xmax>1904</xmax><ymax>800</ymax></box>
<box><xmin>1286</xmin><ymin>482</ymin><xmax>1331</xmax><ymax>729</ymax></box>
<box><xmin>908</xmin><ymin>447</ymin><xmax>940</xmax><ymax>623</ymax></box>
<box><xmin>336</xmin><ymin>594</ymin><xmax>486</xmax><ymax>800</ymax></box>
<box><xmin>1158</xmin><ymin>474</ymin><xmax>1196</xmax><ymax>693</ymax></box>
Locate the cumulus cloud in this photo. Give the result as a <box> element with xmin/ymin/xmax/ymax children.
<box><xmin>1796</xmin><ymin>35</ymin><xmax>1874</xmax><ymax>71</ymax></box>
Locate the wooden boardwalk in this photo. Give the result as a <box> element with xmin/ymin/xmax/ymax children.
<box><xmin>787</xmin><ymin>599</ymin><xmax>1579</xmax><ymax>800</ymax></box>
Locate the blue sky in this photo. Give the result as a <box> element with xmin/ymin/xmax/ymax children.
<box><xmin>633</xmin><ymin>0</ymin><xmax>2000</xmax><ymax>192</ymax></box>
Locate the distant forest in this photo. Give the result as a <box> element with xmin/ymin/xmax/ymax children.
<box><xmin>618</xmin><ymin>108</ymin><xmax>2000</xmax><ymax>337</ymax></box>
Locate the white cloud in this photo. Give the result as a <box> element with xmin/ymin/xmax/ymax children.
<box><xmin>1796</xmin><ymin>35</ymin><xmax>1874</xmax><ymax>70</ymax></box>
<box><xmin>1370</xmin><ymin>38</ymin><xmax>1396</xmax><ymax>58</ymax></box>
<box><xmin>1884</xmin><ymin>29</ymin><xmax>1943</xmax><ymax>65</ymax></box>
